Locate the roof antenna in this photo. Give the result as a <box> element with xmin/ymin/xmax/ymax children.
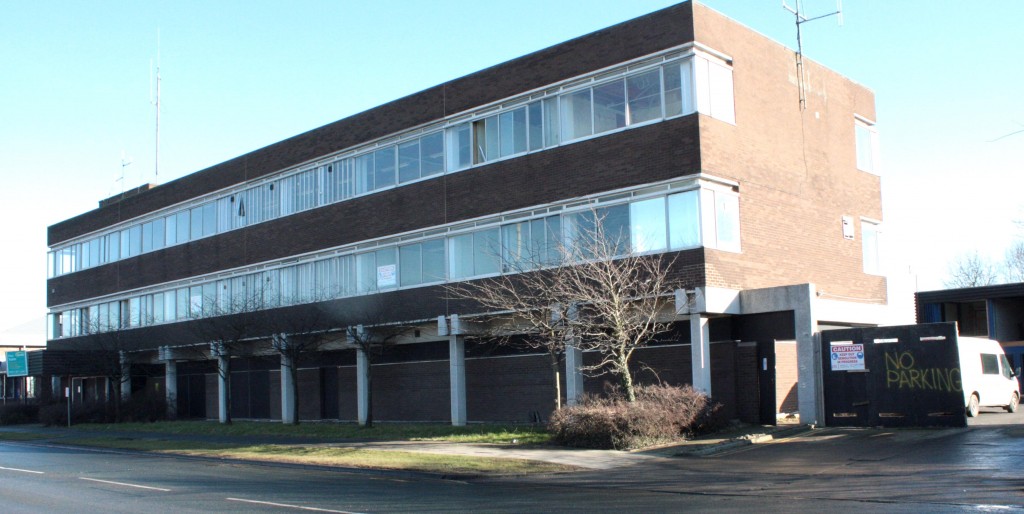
<box><xmin>782</xmin><ymin>0</ymin><xmax>843</xmax><ymax>110</ymax></box>
<box><xmin>119</xmin><ymin>150</ymin><xmax>134</xmax><ymax>197</ymax></box>
<box><xmin>150</xmin><ymin>28</ymin><xmax>161</xmax><ymax>184</ymax></box>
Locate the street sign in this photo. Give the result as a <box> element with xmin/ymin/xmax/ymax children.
<box><xmin>5</xmin><ymin>351</ymin><xmax>28</xmax><ymax>377</ymax></box>
<box><xmin>830</xmin><ymin>343</ymin><xmax>865</xmax><ymax>371</ymax></box>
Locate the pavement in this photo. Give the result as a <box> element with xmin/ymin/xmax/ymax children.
<box><xmin>0</xmin><ymin>421</ymin><xmax>811</xmax><ymax>471</ymax></box>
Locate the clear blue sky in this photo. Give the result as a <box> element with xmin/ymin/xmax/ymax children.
<box><xmin>2</xmin><ymin>1</ymin><xmax>1022</xmax><ymax>334</ymax></box>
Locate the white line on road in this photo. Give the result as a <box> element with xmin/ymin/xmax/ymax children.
<box><xmin>79</xmin><ymin>477</ymin><xmax>171</xmax><ymax>492</ymax></box>
<box><xmin>226</xmin><ymin>497</ymin><xmax>364</xmax><ymax>513</ymax></box>
<box><xmin>0</xmin><ymin>465</ymin><xmax>44</xmax><ymax>474</ymax></box>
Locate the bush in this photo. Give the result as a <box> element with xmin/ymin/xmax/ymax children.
<box><xmin>548</xmin><ymin>384</ymin><xmax>723</xmax><ymax>450</ymax></box>
<box><xmin>0</xmin><ymin>404</ymin><xmax>39</xmax><ymax>425</ymax></box>
<box><xmin>39</xmin><ymin>402</ymin><xmax>112</xmax><ymax>426</ymax></box>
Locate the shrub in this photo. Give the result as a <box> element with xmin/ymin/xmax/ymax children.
<box><xmin>38</xmin><ymin>402</ymin><xmax>112</xmax><ymax>426</ymax></box>
<box><xmin>548</xmin><ymin>384</ymin><xmax>723</xmax><ymax>450</ymax></box>
<box><xmin>0</xmin><ymin>404</ymin><xmax>39</xmax><ymax>425</ymax></box>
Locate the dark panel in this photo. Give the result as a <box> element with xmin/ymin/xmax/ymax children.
<box><xmin>821</xmin><ymin>323</ymin><xmax>965</xmax><ymax>428</ymax></box>
<box><xmin>321</xmin><ymin>367</ymin><xmax>340</xmax><ymax>419</ymax></box>
<box><xmin>250</xmin><ymin>370</ymin><xmax>271</xmax><ymax>419</ymax></box>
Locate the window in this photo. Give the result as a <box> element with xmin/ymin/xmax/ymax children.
<box><xmin>560</xmin><ymin>89</ymin><xmax>593</xmax><ymax>141</ymax></box>
<box><xmin>698</xmin><ymin>189</ymin><xmax>740</xmax><ymax>252</ymax></box>
<box><xmin>374</xmin><ymin>147</ymin><xmax>396</xmax><ymax>190</ymax></box>
<box><xmin>981</xmin><ymin>353</ymin><xmax>1000</xmax><ymax>375</ymax></box>
<box><xmin>399</xmin><ymin>239</ymin><xmax>444</xmax><ymax>287</ymax></box>
<box><xmin>375</xmin><ymin>248</ymin><xmax>397</xmax><ymax>289</ymax></box>
<box><xmin>862</xmin><ymin>219</ymin><xmax>881</xmax><ymax>275</ymax></box>
<box><xmin>356</xmin><ymin>252</ymin><xmax>377</xmax><ymax>293</ymax></box>
<box><xmin>626</xmin><ymin>69</ymin><xmax>662</xmax><ymax>125</ymax></box>
<box><xmin>447</xmin><ymin>123</ymin><xmax>472</xmax><ymax>171</ymax></box>
<box><xmin>592</xmin><ymin>79</ymin><xmax>626</xmax><ymax>134</ymax></box>
<box><xmin>630</xmin><ymin>197</ymin><xmax>667</xmax><ymax>253</ymax></box>
<box><xmin>855</xmin><ymin>118</ymin><xmax>879</xmax><ymax>173</ymax></box>
<box><xmin>694</xmin><ymin>55</ymin><xmax>735</xmax><ymax>123</ymax></box>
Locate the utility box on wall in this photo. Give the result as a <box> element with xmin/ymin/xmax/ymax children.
<box><xmin>821</xmin><ymin>322</ymin><xmax>966</xmax><ymax>428</ymax></box>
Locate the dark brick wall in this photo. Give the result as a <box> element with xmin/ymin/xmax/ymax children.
<box><xmin>48</xmin><ymin>2</ymin><xmax>697</xmax><ymax>247</ymax></box>
<box><xmin>466</xmin><ymin>354</ymin><xmax>558</xmax><ymax>423</ymax></box>
<box><xmin>734</xmin><ymin>343</ymin><xmax>759</xmax><ymax>423</ymax></box>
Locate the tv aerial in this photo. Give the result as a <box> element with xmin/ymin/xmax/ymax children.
<box><xmin>782</xmin><ymin>0</ymin><xmax>843</xmax><ymax>110</ymax></box>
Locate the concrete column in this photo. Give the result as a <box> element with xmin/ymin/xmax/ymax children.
<box><xmin>449</xmin><ymin>335</ymin><xmax>466</xmax><ymax>426</ymax></box>
<box><xmin>356</xmin><ymin>348</ymin><xmax>369</xmax><ymax>426</ymax></box>
<box><xmin>275</xmin><ymin>334</ymin><xmax>296</xmax><ymax>424</ymax></box>
<box><xmin>119</xmin><ymin>351</ymin><xmax>131</xmax><ymax>402</ymax></box>
<box><xmin>165</xmin><ymin>360</ymin><xmax>178</xmax><ymax>420</ymax></box>
<box><xmin>211</xmin><ymin>343</ymin><xmax>230</xmax><ymax>424</ymax></box>
<box><xmin>794</xmin><ymin>285</ymin><xmax>821</xmax><ymax>425</ymax></box>
<box><xmin>564</xmin><ymin>344</ymin><xmax>584</xmax><ymax>406</ymax></box>
<box><xmin>690</xmin><ymin>315</ymin><xmax>712</xmax><ymax>395</ymax></box>
<box><xmin>280</xmin><ymin>355</ymin><xmax>295</xmax><ymax>424</ymax></box>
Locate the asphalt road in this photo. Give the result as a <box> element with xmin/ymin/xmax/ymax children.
<box><xmin>1</xmin><ymin>412</ymin><xmax>1022</xmax><ymax>513</ymax></box>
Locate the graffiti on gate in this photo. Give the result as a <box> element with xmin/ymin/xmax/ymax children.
<box><xmin>884</xmin><ymin>350</ymin><xmax>962</xmax><ymax>392</ymax></box>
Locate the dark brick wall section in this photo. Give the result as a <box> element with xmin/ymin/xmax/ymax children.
<box><xmin>734</xmin><ymin>343</ymin><xmax>759</xmax><ymax>423</ymax></box>
<box><xmin>48</xmin><ymin>3</ymin><xmax>696</xmax><ymax>246</ymax></box>
<box><xmin>370</xmin><ymin>361</ymin><xmax>451</xmax><ymax>422</ymax></box>
<box><xmin>466</xmin><ymin>354</ymin><xmax>557</xmax><ymax>423</ymax></box>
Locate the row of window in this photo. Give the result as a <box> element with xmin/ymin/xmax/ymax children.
<box><xmin>49</xmin><ymin>185</ymin><xmax>741</xmax><ymax>339</ymax></box>
<box><xmin>49</xmin><ymin>52</ymin><xmax>737</xmax><ymax>278</ymax></box>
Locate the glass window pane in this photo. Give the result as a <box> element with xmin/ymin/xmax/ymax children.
<box><xmin>630</xmin><ymin>197</ymin><xmax>668</xmax><ymax>253</ymax></box>
<box><xmin>164</xmin><ymin>215</ymin><xmax>177</xmax><ymax>246</ymax></box>
<box><xmin>398</xmin><ymin>139</ymin><xmax>420</xmax><ymax>183</ymax></box>
<box><xmin>593</xmin><ymin>79</ymin><xmax>626</xmax><ymax>134</ymax></box>
<box><xmin>107</xmin><ymin>232</ymin><xmax>120</xmax><ymax>262</ymax></box>
<box><xmin>499</xmin><ymin>107</ymin><xmax>527</xmax><ymax>157</ymax></box>
<box><xmin>399</xmin><ymin>244</ymin><xmax>422</xmax><ymax>286</ymax></box>
<box><xmin>153</xmin><ymin>293</ymin><xmax>165</xmax><ymax>324</ymax></box>
<box><xmin>356</xmin><ymin>252</ymin><xmax>376</xmax><ymax>293</ymax></box>
<box><xmin>627</xmin><ymin>69</ymin><xmax>662</xmax><ymax>125</ymax></box>
<box><xmin>448</xmin><ymin>233</ymin><xmax>474</xmax><ymax>280</ymax></box>
<box><xmin>484</xmin><ymin>116</ymin><xmax>499</xmax><ymax>162</ymax></box>
<box><xmin>176</xmin><ymin>211</ymin><xmax>190</xmax><ymax>243</ymax></box>
<box><xmin>447</xmin><ymin>123</ymin><xmax>472</xmax><ymax>171</ymax></box>
<box><xmin>560</xmin><ymin>89</ymin><xmax>593</xmax><ymax>141</ymax></box>
<box><xmin>715</xmin><ymin>193</ymin><xmax>740</xmax><ymax>251</ymax></box>
<box><xmin>856</xmin><ymin>123</ymin><xmax>876</xmax><ymax>173</ymax></box>
<box><xmin>374</xmin><ymin>147</ymin><xmax>396</xmax><ymax>189</ymax></box>
<box><xmin>164</xmin><ymin>291</ymin><xmax>176</xmax><ymax>321</ymax></box>
<box><xmin>599</xmin><ymin>204</ymin><xmax>630</xmax><ymax>255</ymax></box>
<box><xmin>708</xmin><ymin>61</ymin><xmax>735</xmax><ymax>123</ymax></box>
<box><xmin>190</xmin><ymin>206</ymin><xmax>204</xmax><ymax>240</ymax></box>
<box><xmin>422</xmin><ymin>239</ymin><xmax>446</xmax><ymax>283</ymax></box>
<box><xmin>142</xmin><ymin>222</ymin><xmax>153</xmax><ymax>253</ymax></box>
<box><xmin>355</xmin><ymin>153</ymin><xmax>374</xmax><ymax>194</ymax></box>
<box><xmin>543</xmin><ymin>97</ymin><xmax>560</xmax><ymax>147</ymax></box>
<box><xmin>528</xmin><ymin>101</ymin><xmax>543</xmax><ymax>151</ymax></box>
<box><xmin>474</xmin><ymin>228</ymin><xmax>500</xmax><ymax>276</ymax></box>
<box><xmin>502</xmin><ymin>222</ymin><xmax>530</xmax><ymax>272</ymax></box>
<box><xmin>202</xmin><ymin>202</ymin><xmax>217</xmax><ymax>237</ymax></box>
<box><xmin>668</xmin><ymin>190</ymin><xmax>701</xmax><ymax>249</ymax></box>
<box><xmin>375</xmin><ymin>247</ymin><xmax>397</xmax><ymax>289</ymax></box>
<box><xmin>420</xmin><ymin>132</ymin><xmax>444</xmax><ymax>177</ymax></box>
<box><xmin>151</xmin><ymin>218</ymin><xmax>165</xmax><ymax>250</ymax></box>
<box><xmin>664</xmin><ymin>63</ymin><xmax>683</xmax><ymax>117</ymax></box>
<box><xmin>128</xmin><ymin>225</ymin><xmax>142</xmax><ymax>257</ymax></box>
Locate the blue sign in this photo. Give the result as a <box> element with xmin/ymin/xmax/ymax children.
<box><xmin>5</xmin><ymin>351</ymin><xmax>28</xmax><ymax>377</ymax></box>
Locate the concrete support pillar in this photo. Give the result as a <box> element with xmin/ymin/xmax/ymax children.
<box><xmin>689</xmin><ymin>315</ymin><xmax>712</xmax><ymax>395</ymax></box>
<box><xmin>274</xmin><ymin>334</ymin><xmax>296</xmax><ymax>424</ymax></box>
<box><xmin>449</xmin><ymin>335</ymin><xmax>466</xmax><ymax>426</ymax></box>
<box><xmin>356</xmin><ymin>348</ymin><xmax>369</xmax><ymax>426</ymax></box>
<box><xmin>119</xmin><ymin>351</ymin><xmax>131</xmax><ymax>402</ymax></box>
<box><xmin>564</xmin><ymin>344</ymin><xmax>584</xmax><ymax>406</ymax></box>
<box><xmin>211</xmin><ymin>343</ymin><xmax>229</xmax><ymax>424</ymax></box>
<box><xmin>165</xmin><ymin>360</ymin><xmax>178</xmax><ymax>420</ymax></box>
<box><xmin>794</xmin><ymin>285</ymin><xmax>821</xmax><ymax>425</ymax></box>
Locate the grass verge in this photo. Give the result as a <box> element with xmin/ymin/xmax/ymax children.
<box><xmin>0</xmin><ymin>431</ymin><xmax>52</xmax><ymax>442</ymax></box>
<box><xmin>69</xmin><ymin>420</ymin><xmax>552</xmax><ymax>445</ymax></box>
<box><xmin>59</xmin><ymin>437</ymin><xmax>574</xmax><ymax>475</ymax></box>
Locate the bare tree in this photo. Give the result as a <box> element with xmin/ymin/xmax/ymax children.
<box><xmin>263</xmin><ymin>302</ymin><xmax>339</xmax><ymax>425</ymax></box>
<box><xmin>449</xmin><ymin>211</ymin><xmax>680</xmax><ymax>404</ymax></box>
<box><xmin>945</xmin><ymin>252</ymin><xmax>1000</xmax><ymax>289</ymax></box>
<box><xmin>1006</xmin><ymin>241</ymin><xmax>1024</xmax><ymax>284</ymax></box>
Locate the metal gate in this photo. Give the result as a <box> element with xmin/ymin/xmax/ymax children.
<box><xmin>821</xmin><ymin>323</ymin><xmax>966</xmax><ymax>428</ymax></box>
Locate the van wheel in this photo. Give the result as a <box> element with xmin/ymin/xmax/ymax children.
<box><xmin>1006</xmin><ymin>392</ymin><xmax>1019</xmax><ymax>413</ymax></box>
<box><xmin>967</xmin><ymin>394</ymin><xmax>980</xmax><ymax>417</ymax></box>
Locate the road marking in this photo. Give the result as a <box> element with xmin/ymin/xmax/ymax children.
<box><xmin>0</xmin><ymin>465</ymin><xmax>44</xmax><ymax>474</ymax></box>
<box><xmin>79</xmin><ymin>477</ymin><xmax>171</xmax><ymax>492</ymax></box>
<box><xmin>226</xmin><ymin>497</ymin><xmax>364</xmax><ymax>513</ymax></box>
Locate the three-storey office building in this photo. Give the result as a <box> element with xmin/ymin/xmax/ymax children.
<box><xmin>46</xmin><ymin>1</ymin><xmax>886</xmax><ymax>425</ymax></box>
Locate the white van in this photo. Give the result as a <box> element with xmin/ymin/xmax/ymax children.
<box><xmin>959</xmin><ymin>337</ymin><xmax>1020</xmax><ymax>417</ymax></box>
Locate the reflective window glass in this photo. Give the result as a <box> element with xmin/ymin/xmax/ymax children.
<box><xmin>420</xmin><ymin>132</ymin><xmax>444</xmax><ymax>177</ymax></box>
<box><xmin>592</xmin><ymin>79</ymin><xmax>626</xmax><ymax>134</ymax></box>
<box><xmin>560</xmin><ymin>89</ymin><xmax>593</xmax><ymax>141</ymax></box>
<box><xmin>398</xmin><ymin>139</ymin><xmax>421</xmax><ymax>184</ymax></box>
<box><xmin>668</xmin><ymin>190</ymin><xmax>701</xmax><ymax>249</ymax></box>
<box><xmin>630</xmin><ymin>197</ymin><xmax>667</xmax><ymax>253</ymax></box>
<box><xmin>627</xmin><ymin>69</ymin><xmax>662</xmax><ymax>124</ymax></box>
<box><xmin>374</xmin><ymin>147</ymin><xmax>396</xmax><ymax>189</ymax></box>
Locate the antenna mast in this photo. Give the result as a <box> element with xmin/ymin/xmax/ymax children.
<box><xmin>782</xmin><ymin>0</ymin><xmax>843</xmax><ymax>110</ymax></box>
<box><xmin>151</xmin><ymin>29</ymin><xmax>161</xmax><ymax>184</ymax></box>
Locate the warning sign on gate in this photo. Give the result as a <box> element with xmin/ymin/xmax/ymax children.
<box><xmin>830</xmin><ymin>343</ymin><xmax>865</xmax><ymax>371</ymax></box>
